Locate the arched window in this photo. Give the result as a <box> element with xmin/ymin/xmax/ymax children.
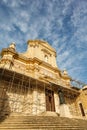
<box><xmin>44</xmin><ymin>55</ymin><xmax>48</xmax><ymax>62</ymax></box>
<box><xmin>79</xmin><ymin>103</ymin><xmax>85</xmax><ymax>116</ymax></box>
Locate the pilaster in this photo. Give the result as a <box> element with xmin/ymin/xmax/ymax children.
<box><xmin>54</xmin><ymin>93</ymin><xmax>60</xmax><ymax>114</ymax></box>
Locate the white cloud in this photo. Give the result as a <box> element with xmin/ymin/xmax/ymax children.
<box><xmin>62</xmin><ymin>0</ymin><xmax>73</xmax><ymax>15</ymax></box>
<box><xmin>2</xmin><ymin>0</ymin><xmax>24</xmax><ymax>7</ymax></box>
<box><xmin>70</xmin><ymin>1</ymin><xmax>87</xmax><ymax>47</ymax></box>
<box><xmin>71</xmin><ymin>1</ymin><xmax>87</xmax><ymax>27</ymax></box>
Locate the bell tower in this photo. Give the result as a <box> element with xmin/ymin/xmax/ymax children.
<box><xmin>23</xmin><ymin>40</ymin><xmax>58</xmax><ymax>68</ymax></box>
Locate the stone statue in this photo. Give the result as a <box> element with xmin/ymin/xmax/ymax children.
<box><xmin>9</xmin><ymin>42</ymin><xmax>16</xmax><ymax>51</ymax></box>
<box><xmin>58</xmin><ymin>89</ymin><xmax>65</xmax><ymax>104</ymax></box>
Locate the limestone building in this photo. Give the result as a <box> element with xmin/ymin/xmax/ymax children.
<box><xmin>0</xmin><ymin>40</ymin><xmax>87</xmax><ymax>118</ymax></box>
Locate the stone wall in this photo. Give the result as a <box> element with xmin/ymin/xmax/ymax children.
<box><xmin>23</xmin><ymin>89</ymin><xmax>33</xmax><ymax>114</ymax></box>
<box><xmin>0</xmin><ymin>81</ymin><xmax>11</xmax><ymax>116</ymax></box>
<box><xmin>76</xmin><ymin>89</ymin><xmax>87</xmax><ymax>117</ymax></box>
<box><xmin>32</xmin><ymin>87</ymin><xmax>46</xmax><ymax>115</ymax></box>
<box><xmin>65</xmin><ymin>96</ymin><xmax>81</xmax><ymax>117</ymax></box>
<box><xmin>0</xmin><ymin>80</ymin><xmax>46</xmax><ymax>115</ymax></box>
<box><xmin>1</xmin><ymin>71</ymin><xmax>86</xmax><ymax>118</ymax></box>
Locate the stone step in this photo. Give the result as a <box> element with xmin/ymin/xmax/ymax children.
<box><xmin>0</xmin><ymin>126</ymin><xmax>86</xmax><ymax>129</ymax></box>
<box><xmin>0</xmin><ymin>123</ymin><xmax>85</xmax><ymax>127</ymax></box>
<box><xmin>2</xmin><ymin>122</ymin><xmax>86</xmax><ymax>126</ymax></box>
<box><xmin>0</xmin><ymin>128</ymin><xmax>86</xmax><ymax>130</ymax></box>
<box><xmin>2</xmin><ymin>119</ymin><xmax>87</xmax><ymax>125</ymax></box>
<box><xmin>0</xmin><ymin>115</ymin><xmax>87</xmax><ymax>130</ymax></box>
<box><xmin>1</xmin><ymin>121</ymin><xmax>86</xmax><ymax>125</ymax></box>
<box><xmin>1</xmin><ymin>122</ymin><xmax>79</xmax><ymax>125</ymax></box>
<box><xmin>0</xmin><ymin>124</ymin><xmax>87</xmax><ymax>129</ymax></box>
<box><xmin>2</xmin><ymin>116</ymin><xmax>86</xmax><ymax>121</ymax></box>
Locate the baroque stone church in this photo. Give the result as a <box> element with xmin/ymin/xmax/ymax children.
<box><xmin>0</xmin><ymin>40</ymin><xmax>87</xmax><ymax>119</ymax></box>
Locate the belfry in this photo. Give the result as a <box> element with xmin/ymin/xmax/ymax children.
<box><xmin>0</xmin><ymin>40</ymin><xmax>87</xmax><ymax>119</ymax></box>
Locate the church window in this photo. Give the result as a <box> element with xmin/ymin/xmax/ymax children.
<box><xmin>79</xmin><ymin>103</ymin><xmax>85</xmax><ymax>116</ymax></box>
<box><xmin>44</xmin><ymin>55</ymin><xmax>48</xmax><ymax>62</ymax></box>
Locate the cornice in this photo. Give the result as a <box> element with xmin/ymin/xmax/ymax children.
<box><xmin>1</xmin><ymin>48</ymin><xmax>17</xmax><ymax>56</ymax></box>
<box><xmin>27</xmin><ymin>39</ymin><xmax>56</xmax><ymax>56</ymax></box>
<box><xmin>61</xmin><ymin>74</ymin><xmax>71</xmax><ymax>80</ymax></box>
<box><xmin>0</xmin><ymin>48</ymin><xmax>61</xmax><ymax>74</ymax></box>
<box><xmin>41</xmin><ymin>48</ymin><xmax>52</xmax><ymax>56</ymax></box>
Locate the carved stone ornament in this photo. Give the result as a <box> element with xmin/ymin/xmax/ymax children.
<box><xmin>41</xmin><ymin>49</ymin><xmax>51</xmax><ymax>56</ymax></box>
<box><xmin>29</xmin><ymin>42</ymin><xmax>39</xmax><ymax>48</ymax></box>
<box><xmin>9</xmin><ymin>42</ymin><xmax>16</xmax><ymax>50</ymax></box>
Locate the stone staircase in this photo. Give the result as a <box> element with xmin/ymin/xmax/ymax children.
<box><xmin>0</xmin><ymin>114</ymin><xmax>87</xmax><ymax>130</ymax></box>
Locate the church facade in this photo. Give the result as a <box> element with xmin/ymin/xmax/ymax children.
<box><xmin>0</xmin><ymin>40</ymin><xmax>87</xmax><ymax>118</ymax></box>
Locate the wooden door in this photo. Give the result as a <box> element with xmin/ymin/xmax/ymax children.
<box><xmin>45</xmin><ymin>89</ymin><xmax>55</xmax><ymax>111</ymax></box>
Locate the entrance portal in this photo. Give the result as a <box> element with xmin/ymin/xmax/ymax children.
<box><xmin>45</xmin><ymin>89</ymin><xmax>55</xmax><ymax>111</ymax></box>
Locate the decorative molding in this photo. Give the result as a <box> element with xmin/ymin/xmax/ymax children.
<box><xmin>41</xmin><ymin>49</ymin><xmax>51</xmax><ymax>56</ymax></box>
<box><xmin>28</xmin><ymin>41</ymin><xmax>39</xmax><ymax>48</ymax></box>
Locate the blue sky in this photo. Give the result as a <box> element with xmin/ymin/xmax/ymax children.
<box><xmin>0</xmin><ymin>0</ymin><xmax>87</xmax><ymax>84</ymax></box>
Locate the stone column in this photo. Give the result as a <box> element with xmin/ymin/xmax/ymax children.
<box><xmin>32</xmin><ymin>89</ymin><xmax>38</xmax><ymax>115</ymax></box>
<box><xmin>34</xmin><ymin>63</ymin><xmax>39</xmax><ymax>79</ymax></box>
<box><xmin>40</xmin><ymin>92</ymin><xmax>46</xmax><ymax>113</ymax></box>
<box><xmin>54</xmin><ymin>93</ymin><xmax>60</xmax><ymax>114</ymax></box>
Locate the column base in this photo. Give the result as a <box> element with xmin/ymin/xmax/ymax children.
<box><xmin>59</xmin><ymin>104</ymin><xmax>72</xmax><ymax>118</ymax></box>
